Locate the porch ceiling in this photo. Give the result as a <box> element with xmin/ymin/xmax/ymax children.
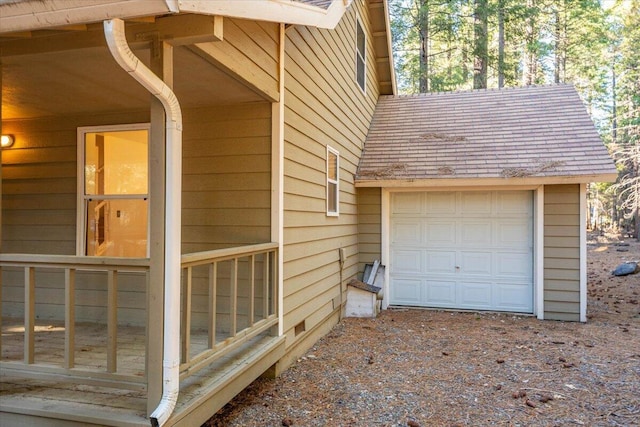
<box><xmin>1</xmin><ymin>29</ymin><xmax>266</xmax><ymax>120</ymax></box>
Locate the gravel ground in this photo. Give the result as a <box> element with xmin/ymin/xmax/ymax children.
<box><xmin>205</xmin><ymin>234</ymin><xmax>640</xmax><ymax>427</ymax></box>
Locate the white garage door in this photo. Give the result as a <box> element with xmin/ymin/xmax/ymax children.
<box><xmin>390</xmin><ymin>191</ymin><xmax>533</xmax><ymax>313</ymax></box>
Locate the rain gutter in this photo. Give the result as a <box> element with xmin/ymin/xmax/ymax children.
<box><xmin>103</xmin><ymin>18</ymin><xmax>183</xmax><ymax>427</ymax></box>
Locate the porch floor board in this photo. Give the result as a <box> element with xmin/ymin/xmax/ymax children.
<box><xmin>1</xmin><ymin>318</ymin><xmax>146</xmax><ymax>378</ymax></box>
<box><xmin>1</xmin><ymin>317</ymin><xmax>285</xmax><ymax>427</ymax></box>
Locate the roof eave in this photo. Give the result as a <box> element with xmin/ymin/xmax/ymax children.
<box><xmin>0</xmin><ymin>0</ymin><xmax>349</xmax><ymax>34</ymax></box>
<box><xmin>354</xmin><ymin>173</ymin><xmax>619</xmax><ymax>188</ymax></box>
<box><xmin>180</xmin><ymin>0</ymin><xmax>350</xmax><ymax>29</ymax></box>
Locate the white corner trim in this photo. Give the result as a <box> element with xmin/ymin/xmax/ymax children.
<box><xmin>380</xmin><ymin>188</ymin><xmax>390</xmax><ymax>310</ymax></box>
<box><xmin>535</xmin><ymin>186</ymin><xmax>545</xmax><ymax>319</ymax></box>
<box><xmin>272</xmin><ymin>23</ymin><xmax>286</xmax><ymax>337</ymax></box>
<box><xmin>580</xmin><ymin>183</ymin><xmax>587</xmax><ymax>322</ymax></box>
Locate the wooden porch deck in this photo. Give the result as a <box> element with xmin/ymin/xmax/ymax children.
<box><xmin>1</xmin><ymin>318</ymin><xmax>285</xmax><ymax>427</ymax></box>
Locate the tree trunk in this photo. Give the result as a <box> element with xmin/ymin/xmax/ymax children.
<box><xmin>473</xmin><ymin>0</ymin><xmax>488</xmax><ymax>89</ymax></box>
<box><xmin>523</xmin><ymin>0</ymin><xmax>537</xmax><ymax>86</ymax></box>
<box><xmin>635</xmin><ymin>155</ymin><xmax>640</xmax><ymax>241</ymax></box>
<box><xmin>419</xmin><ymin>0</ymin><xmax>429</xmax><ymax>93</ymax></box>
<box><xmin>554</xmin><ymin>9</ymin><xmax>560</xmax><ymax>83</ymax></box>
<box><xmin>498</xmin><ymin>0</ymin><xmax>505</xmax><ymax>88</ymax></box>
<box><xmin>612</xmin><ymin>60</ymin><xmax>618</xmax><ymax>144</ymax></box>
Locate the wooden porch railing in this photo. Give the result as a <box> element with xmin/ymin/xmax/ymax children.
<box><xmin>179</xmin><ymin>242</ymin><xmax>278</xmax><ymax>378</ymax></box>
<box><xmin>0</xmin><ymin>254</ymin><xmax>150</xmax><ymax>389</ymax></box>
<box><xmin>0</xmin><ymin>244</ymin><xmax>279</xmax><ymax>390</ymax></box>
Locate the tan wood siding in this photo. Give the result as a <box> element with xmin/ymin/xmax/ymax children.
<box><xmin>544</xmin><ymin>184</ymin><xmax>581</xmax><ymax>321</ymax></box>
<box><xmin>182</xmin><ymin>103</ymin><xmax>272</xmax><ymax>252</ymax></box>
<box><xmin>357</xmin><ymin>187</ymin><xmax>381</xmax><ymax>275</ymax></box>
<box><xmin>191</xmin><ymin>18</ymin><xmax>279</xmax><ymax>102</ymax></box>
<box><xmin>281</xmin><ymin>2</ymin><xmax>380</xmax><ymax>362</ymax></box>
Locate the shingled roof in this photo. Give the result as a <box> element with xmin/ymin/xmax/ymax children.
<box><xmin>298</xmin><ymin>0</ymin><xmax>334</xmax><ymax>8</ymax></box>
<box><xmin>356</xmin><ymin>84</ymin><xmax>617</xmax><ymax>186</ymax></box>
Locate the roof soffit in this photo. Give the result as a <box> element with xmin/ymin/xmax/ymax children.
<box><xmin>0</xmin><ymin>0</ymin><xmax>350</xmax><ymax>35</ymax></box>
<box><xmin>368</xmin><ymin>0</ymin><xmax>396</xmax><ymax>95</ymax></box>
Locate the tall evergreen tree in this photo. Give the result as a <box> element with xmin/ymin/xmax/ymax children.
<box><xmin>473</xmin><ymin>0</ymin><xmax>489</xmax><ymax>88</ymax></box>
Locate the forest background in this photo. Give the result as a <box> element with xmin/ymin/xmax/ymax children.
<box><xmin>389</xmin><ymin>0</ymin><xmax>639</xmax><ymax>239</ymax></box>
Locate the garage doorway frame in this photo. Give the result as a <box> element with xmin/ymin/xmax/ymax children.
<box><xmin>380</xmin><ymin>186</ymin><xmax>545</xmax><ymax>319</ymax></box>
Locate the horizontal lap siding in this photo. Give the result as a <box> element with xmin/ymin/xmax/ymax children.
<box><xmin>1</xmin><ymin>111</ymin><xmax>149</xmax><ymax>323</ymax></box>
<box><xmin>357</xmin><ymin>187</ymin><xmax>381</xmax><ymax>276</ymax></box>
<box><xmin>544</xmin><ymin>184</ymin><xmax>581</xmax><ymax>321</ymax></box>
<box><xmin>282</xmin><ymin>2</ymin><xmax>379</xmax><ymax>353</ymax></box>
<box><xmin>192</xmin><ymin>18</ymin><xmax>279</xmax><ymax>101</ymax></box>
<box><xmin>182</xmin><ymin>103</ymin><xmax>272</xmax><ymax>253</ymax></box>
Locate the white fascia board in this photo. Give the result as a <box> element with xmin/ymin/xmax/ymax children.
<box><xmin>179</xmin><ymin>0</ymin><xmax>348</xmax><ymax>29</ymax></box>
<box><xmin>0</xmin><ymin>0</ymin><xmax>348</xmax><ymax>34</ymax></box>
<box><xmin>0</xmin><ymin>0</ymin><xmax>175</xmax><ymax>34</ymax></box>
<box><xmin>355</xmin><ymin>173</ymin><xmax>620</xmax><ymax>188</ymax></box>
<box><xmin>381</xmin><ymin>0</ymin><xmax>397</xmax><ymax>95</ymax></box>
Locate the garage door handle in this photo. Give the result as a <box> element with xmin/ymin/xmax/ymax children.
<box><xmin>455</xmin><ymin>266</ymin><xmax>460</xmax><ymax>270</ymax></box>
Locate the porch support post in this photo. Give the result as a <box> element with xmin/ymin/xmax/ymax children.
<box><xmin>147</xmin><ymin>40</ymin><xmax>172</xmax><ymax>414</ymax></box>
<box><xmin>271</xmin><ymin>23</ymin><xmax>285</xmax><ymax>337</ymax></box>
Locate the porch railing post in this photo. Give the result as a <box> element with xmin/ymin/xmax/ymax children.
<box><xmin>271</xmin><ymin>251</ymin><xmax>277</xmax><ymax>319</ymax></box>
<box><xmin>249</xmin><ymin>255</ymin><xmax>255</xmax><ymax>327</ymax></box>
<box><xmin>208</xmin><ymin>262</ymin><xmax>217</xmax><ymax>348</ymax></box>
<box><xmin>107</xmin><ymin>270</ymin><xmax>117</xmax><ymax>373</ymax></box>
<box><xmin>0</xmin><ymin>266</ymin><xmax>3</xmax><ymax>356</ymax></box>
<box><xmin>181</xmin><ymin>267</ymin><xmax>192</xmax><ymax>364</ymax></box>
<box><xmin>230</xmin><ymin>258</ymin><xmax>237</xmax><ymax>337</ymax></box>
<box><xmin>24</xmin><ymin>266</ymin><xmax>35</xmax><ymax>364</ymax></box>
<box><xmin>263</xmin><ymin>254</ymin><xmax>269</xmax><ymax>320</ymax></box>
<box><xmin>65</xmin><ymin>268</ymin><xmax>76</xmax><ymax>369</ymax></box>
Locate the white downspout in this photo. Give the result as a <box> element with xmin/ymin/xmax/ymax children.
<box><xmin>103</xmin><ymin>18</ymin><xmax>182</xmax><ymax>427</ymax></box>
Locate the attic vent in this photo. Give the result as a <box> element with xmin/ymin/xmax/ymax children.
<box><xmin>295</xmin><ymin>320</ymin><xmax>306</xmax><ymax>337</ymax></box>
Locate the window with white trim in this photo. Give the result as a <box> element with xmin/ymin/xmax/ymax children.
<box><xmin>356</xmin><ymin>15</ymin><xmax>366</xmax><ymax>92</ymax></box>
<box><xmin>326</xmin><ymin>146</ymin><xmax>339</xmax><ymax>216</ymax></box>
<box><xmin>77</xmin><ymin>124</ymin><xmax>150</xmax><ymax>257</ymax></box>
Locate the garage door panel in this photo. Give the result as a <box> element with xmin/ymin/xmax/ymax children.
<box><xmin>461</xmin><ymin>192</ymin><xmax>492</xmax><ymax>214</ymax></box>
<box><xmin>393</xmin><ymin>250</ymin><xmax>422</xmax><ymax>273</ymax></box>
<box><xmin>497</xmin><ymin>221</ymin><xmax>532</xmax><ymax>247</ymax></box>
<box><xmin>425</xmin><ymin>279</ymin><xmax>456</xmax><ymax>304</ymax></box>
<box><xmin>425</xmin><ymin>221</ymin><xmax>456</xmax><ymax>246</ymax></box>
<box><xmin>497</xmin><ymin>191</ymin><xmax>532</xmax><ymax>213</ymax></box>
<box><xmin>393</xmin><ymin>221</ymin><xmax>421</xmax><ymax>244</ymax></box>
<box><xmin>391</xmin><ymin>278</ymin><xmax>422</xmax><ymax>304</ymax></box>
<box><xmin>495</xmin><ymin>283</ymin><xmax>533</xmax><ymax>311</ymax></box>
<box><xmin>393</xmin><ymin>192</ymin><xmax>422</xmax><ymax>214</ymax></box>
<box><xmin>460</xmin><ymin>221</ymin><xmax>492</xmax><ymax>246</ymax></box>
<box><xmin>496</xmin><ymin>252</ymin><xmax>532</xmax><ymax>278</ymax></box>
<box><xmin>459</xmin><ymin>281</ymin><xmax>492</xmax><ymax>307</ymax></box>
<box><xmin>426</xmin><ymin>192</ymin><xmax>456</xmax><ymax>214</ymax></box>
<box><xmin>426</xmin><ymin>251</ymin><xmax>455</xmax><ymax>274</ymax></box>
<box><xmin>460</xmin><ymin>251</ymin><xmax>492</xmax><ymax>275</ymax></box>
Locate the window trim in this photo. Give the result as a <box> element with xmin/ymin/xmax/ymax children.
<box><xmin>355</xmin><ymin>13</ymin><xmax>366</xmax><ymax>94</ymax></box>
<box><xmin>326</xmin><ymin>145</ymin><xmax>340</xmax><ymax>217</ymax></box>
<box><xmin>76</xmin><ymin>123</ymin><xmax>151</xmax><ymax>257</ymax></box>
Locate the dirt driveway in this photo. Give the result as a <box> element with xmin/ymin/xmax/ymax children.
<box><xmin>206</xmin><ymin>236</ymin><xmax>640</xmax><ymax>427</ymax></box>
